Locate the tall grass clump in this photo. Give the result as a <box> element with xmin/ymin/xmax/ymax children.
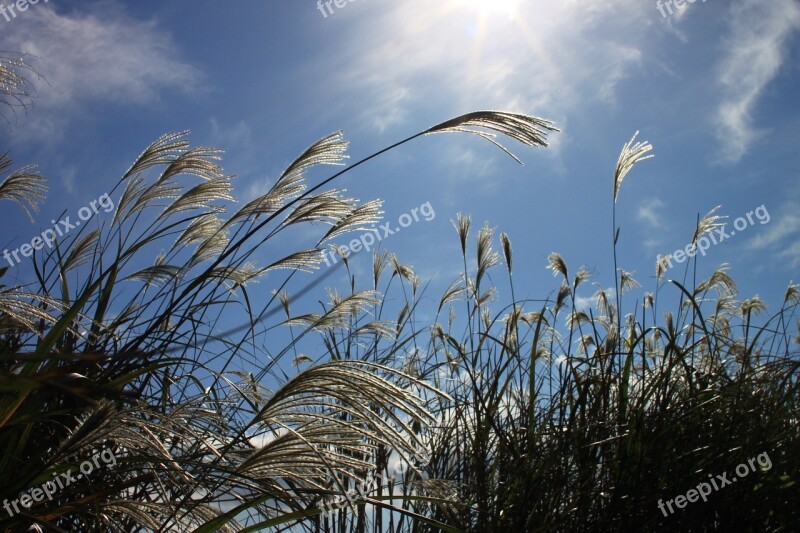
<box><xmin>3</xmin><ymin>52</ymin><xmax>797</xmax><ymax>532</ymax></box>
<box><xmin>287</xmin><ymin>132</ymin><xmax>799</xmax><ymax>532</ymax></box>
<box><xmin>400</xmin><ymin>136</ymin><xmax>799</xmax><ymax>531</ymax></box>
<box><xmin>1</xmin><ymin>54</ymin><xmax>576</xmax><ymax>532</ymax></box>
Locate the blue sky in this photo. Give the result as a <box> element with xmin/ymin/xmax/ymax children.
<box><xmin>1</xmin><ymin>0</ymin><xmax>799</xmax><ymax>358</ymax></box>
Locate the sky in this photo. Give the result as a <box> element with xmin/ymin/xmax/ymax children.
<box><xmin>1</xmin><ymin>0</ymin><xmax>799</xmax><ymax>365</ymax></box>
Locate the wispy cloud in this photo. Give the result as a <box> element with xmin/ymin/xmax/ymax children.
<box><xmin>332</xmin><ymin>0</ymin><xmax>649</xmax><ymax>136</ymax></box>
<box><xmin>636</xmin><ymin>197</ymin><xmax>666</xmax><ymax>230</ymax></box>
<box><xmin>574</xmin><ymin>287</ymin><xmax>616</xmax><ymax>312</ymax></box>
<box><xmin>714</xmin><ymin>0</ymin><xmax>800</xmax><ymax>163</ymax></box>
<box><xmin>0</xmin><ymin>2</ymin><xmax>203</xmax><ymax>140</ymax></box>
<box><xmin>747</xmin><ymin>216</ymin><xmax>800</xmax><ymax>250</ymax></box>
<box><xmin>210</xmin><ymin>118</ymin><xmax>253</xmax><ymax>150</ymax></box>
<box><xmin>746</xmin><ymin>202</ymin><xmax>800</xmax><ymax>250</ymax></box>
<box><xmin>598</xmin><ymin>45</ymin><xmax>642</xmax><ymax>105</ymax></box>
<box><xmin>636</xmin><ymin>197</ymin><xmax>667</xmax><ymax>251</ymax></box>
<box><xmin>778</xmin><ymin>241</ymin><xmax>800</xmax><ymax>268</ymax></box>
<box><xmin>735</xmin><ymin>198</ymin><xmax>800</xmax><ymax>267</ymax></box>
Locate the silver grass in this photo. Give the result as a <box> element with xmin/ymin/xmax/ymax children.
<box><xmin>319</xmin><ymin>199</ymin><xmax>384</xmax><ymax>243</ymax></box>
<box><xmin>578</xmin><ymin>334</ymin><xmax>596</xmax><ymax>354</ymax></box>
<box><xmin>158</xmin><ymin>146</ymin><xmax>225</xmax><ymax>183</ymax></box>
<box><xmin>547</xmin><ymin>252</ymin><xmax>568</xmax><ymax>280</ymax></box>
<box><xmin>264</xmin><ymin>249</ymin><xmax>323</xmax><ymax>273</ymax></box>
<box><xmin>438</xmin><ymin>279</ymin><xmax>467</xmax><ymax>313</ymax></box>
<box><xmin>278</xmin><ymin>131</ymin><xmax>349</xmax><ymax>181</ymax></box>
<box><xmin>664</xmin><ymin>311</ymin><xmax>675</xmax><ymax>338</ymax></box>
<box><xmin>567</xmin><ymin>310</ymin><xmax>592</xmax><ymax>329</ymax></box>
<box><xmin>452</xmin><ymin>212</ymin><xmax>471</xmax><ymax>256</ymax></box>
<box><xmin>534</xmin><ymin>345</ymin><xmax>551</xmax><ymax>363</ymax></box>
<box><xmin>228</xmin><ymin>171</ymin><xmax>306</xmax><ymax>225</ymax></box>
<box><xmin>784</xmin><ymin>282</ymin><xmax>798</xmax><ymax>304</ymax></box>
<box><xmin>174</xmin><ymin>212</ymin><xmax>225</xmax><ymax>250</ymax></box>
<box><xmin>644</xmin><ymin>292</ymin><xmax>654</xmax><ymax>309</ymax></box>
<box><xmin>122</xmin><ymin>131</ymin><xmax>191</xmax><ymax>181</ymax></box>
<box><xmin>397</xmin><ymin>302</ymin><xmax>410</xmax><ymax>329</ymax></box>
<box><xmin>500</xmin><ymin>231</ymin><xmax>513</xmax><ymax>273</ymax></box>
<box><xmin>476</xmin><ymin>223</ymin><xmax>500</xmax><ymax>288</ymax></box>
<box><xmin>0</xmin><ymin>289</ymin><xmax>67</xmax><ymax>334</ymax></box>
<box><xmin>0</xmin><ymin>55</ymin><xmax>37</xmax><ymax>120</ymax></box>
<box><xmin>236</xmin><ymin>130</ymin><xmax>348</xmax><ymax>227</ymax></box>
<box><xmin>278</xmin><ymin>289</ymin><xmax>291</xmax><ymax>318</ymax></box>
<box><xmin>0</xmin><ymin>156</ymin><xmax>47</xmax><ymax>222</ymax></box>
<box><xmin>591</xmin><ymin>315</ymin><xmax>613</xmax><ymax>335</ymax></box>
<box><xmin>210</xmin><ymin>262</ymin><xmax>266</xmax><ymax>290</ymax></box>
<box><xmin>292</xmin><ymin>354</ymin><xmax>313</xmax><ymax>367</ymax></box>
<box><xmin>619</xmin><ymin>269</ymin><xmax>641</xmax><ymax>295</ymax></box>
<box><xmin>714</xmin><ymin>295</ymin><xmax>737</xmax><ymax>315</ymax></box>
<box><xmin>284</xmin><ymin>189</ymin><xmax>356</xmax><ymax>226</ymax></box>
<box><xmin>595</xmin><ymin>286</ymin><xmax>612</xmax><ymax>315</ymax></box>
<box><xmin>353</xmin><ymin>320</ymin><xmax>398</xmax><ymax>340</ymax></box>
<box><xmin>426</xmin><ymin>111</ymin><xmax>558</xmax><ymax>164</ymax></box>
<box><xmin>476</xmin><ymin>287</ymin><xmax>498</xmax><ymax>307</ymax></box>
<box><xmin>521</xmin><ymin>311</ymin><xmax>548</xmax><ymax>328</ymax></box>
<box><xmin>285</xmin><ymin>289</ymin><xmax>381</xmax><ymax>333</ymax></box>
<box><xmin>190</xmin><ymin>225</ymin><xmax>230</xmax><ymax>265</ymax></box>
<box><xmin>62</xmin><ymin>229</ymin><xmax>100</xmax><ymax>273</ymax></box>
<box><xmin>104</xmin><ymin>501</ymin><xmax>240</xmax><ymax>532</ymax></box>
<box><xmin>739</xmin><ymin>296</ymin><xmax>767</xmax><ymax>317</ymax></box>
<box><xmin>123</xmin><ymin>254</ymin><xmax>178</xmax><ymax>286</ymax></box>
<box><xmin>554</xmin><ymin>281</ymin><xmax>571</xmax><ymax>315</ymax></box>
<box><xmin>253</xmin><ymin>361</ymin><xmax>443</xmax><ymax>463</ymax></box>
<box><xmin>481</xmin><ymin>306</ymin><xmax>492</xmax><ymax>330</ymax></box>
<box><xmin>130</xmin><ymin>178</ymin><xmax>183</xmax><ymax>214</ymax></box>
<box><xmin>656</xmin><ymin>253</ymin><xmax>672</xmax><ymax>282</ymax></box>
<box><xmin>113</xmin><ymin>175</ymin><xmax>146</xmax><ymax>224</ymax></box>
<box><xmin>613</xmin><ymin>131</ymin><xmax>654</xmax><ymax>203</ymax></box>
<box><xmin>391</xmin><ymin>255</ymin><xmax>416</xmax><ymax>283</ymax></box>
<box><xmin>373</xmin><ymin>249</ymin><xmax>392</xmax><ymax>289</ymax></box>
<box><xmin>241</xmin><ymin>420</ymin><xmax>372</xmax><ymax>482</ymax></box>
<box><xmin>696</xmin><ymin>265</ymin><xmax>738</xmax><ymax>296</ymax></box>
<box><xmin>503</xmin><ymin>308</ymin><xmax>523</xmax><ymax>344</ymax></box>
<box><xmin>327</xmin><ymin>244</ymin><xmax>350</xmax><ymax>267</ymax></box>
<box><xmin>161</xmin><ymin>174</ymin><xmax>235</xmax><ymax>217</ymax></box>
<box><xmin>692</xmin><ymin>205</ymin><xmax>728</xmax><ymax>244</ymax></box>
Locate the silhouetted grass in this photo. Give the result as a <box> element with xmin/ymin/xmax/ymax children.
<box><xmin>2</xmin><ymin>55</ymin><xmax>797</xmax><ymax>532</ymax></box>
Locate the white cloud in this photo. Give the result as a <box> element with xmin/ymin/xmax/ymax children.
<box><xmin>636</xmin><ymin>198</ymin><xmax>667</xmax><ymax>251</ymax></box>
<box><xmin>747</xmin><ymin>215</ymin><xmax>800</xmax><ymax>250</ymax></box>
<box><xmin>777</xmin><ymin>241</ymin><xmax>800</xmax><ymax>268</ymax></box>
<box><xmin>636</xmin><ymin>197</ymin><xmax>666</xmax><ymax>230</ymax></box>
<box><xmin>0</xmin><ymin>3</ymin><xmax>203</xmax><ymax>140</ymax></box>
<box><xmin>713</xmin><ymin>0</ymin><xmax>800</xmax><ymax>163</ymax></box>
<box><xmin>331</xmin><ymin>0</ymin><xmax>649</xmax><ymax>136</ymax></box>
<box><xmin>729</xmin><ymin>199</ymin><xmax>800</xmax><ymax>267</ymax></box>
<box><xmin>598</xmin><ymin>45</ymin><xmax>643</xmax><ymax>105</ymax></box>
<box><xmin>210</xmin><ymin>118</ymin><xmax>253</xmax><ymax>151</ymax></box>
<box><xmin>574</xmin><ymin>287</ymin><xmax>615</xmax><ymax>312</ymax></box>
<box><xmin>368</xmin><ymin>85</ymin><xmax>411</xmax><ymax>134</ymax></box>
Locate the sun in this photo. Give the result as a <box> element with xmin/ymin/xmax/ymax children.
<box><xmin>450</xmin><ymin>0</ymin><xmax>521</xmax><ymax>19</ymax></box>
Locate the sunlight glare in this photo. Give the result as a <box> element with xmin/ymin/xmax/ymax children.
<box><xmin>451</xmin><ymin>0</ymin><xmax>521</xmax><ymax>19</ymax></box>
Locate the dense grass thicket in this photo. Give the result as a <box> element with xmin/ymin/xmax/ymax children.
<box><xmin>1</xmin><ymin>55</ymin><xmax>798</xmax><ymax>532</ymax></box>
